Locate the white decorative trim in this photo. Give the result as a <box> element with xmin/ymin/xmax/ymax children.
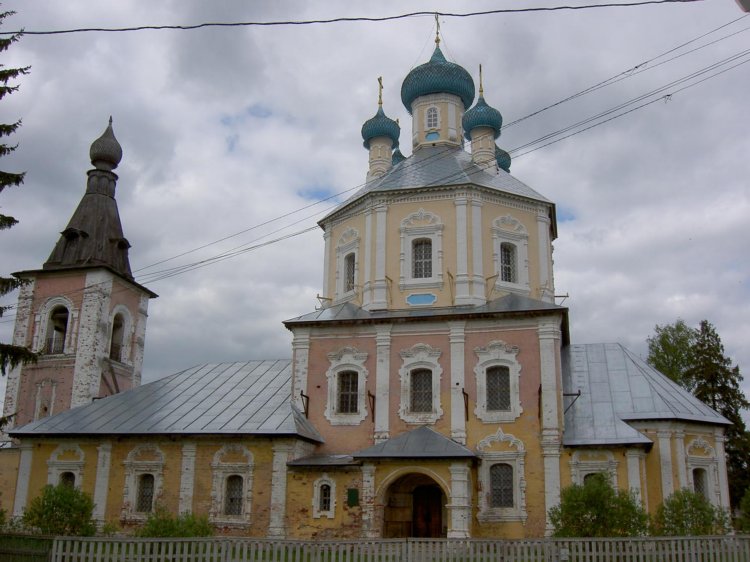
<box><xmin>569</xmin><ymin>450</ymin><xmax>618</xmax><ymax>486</ymax></box>
<box><xmin>324</xmin><ymin>346</ymin><xmax>369</xmax><ymax>425</ymax></box>
<box><xmin>399</xmin><ymin>209</ymin><xmax>444</xmax><ymax>291</ymax></box>
<box><xmin>122</xmin><ymin>444</ymin><xmax>165</xmax><ymax>521</ymax></box>
<box><xmin>374</xmin><ymin>324</ymin><xmax>392</xmax><ymax>442</ymax></box>
<box><xmin>178</xmin><ymin>442</ymin><xmax>197</xmax><ymax>514</ymax></box>
<box><xmin>477</xmin><ymin>428</ymin><xmax>527</xmax><ymax>523</ymax></box>
<box><xmin>424</xmin><ymin>105</ymin><xmax>442</xmax><ymax>133</ymax></box>
<box><xmin>210</xmin><ymin>444</ymin><xmax>254</xmax><ymax>527</ymax></box>
<box><xmin>334</xmin><ymin>228</ymin><xmax>360</xmax><ymax>303</ymax></box>
<box><xmin>473</xmin><ymin>340</ymin><xmax>522</xmax><ymax>423</ymax></box>
<box><xmin>492</xmin><ymin>215</ymin><xmax>530</xmax><ymax>296</ymax></box>
<box><xmin>47</xmin><ymin>443</ymin><xmax>85</xmax><ymax>487</ymax></box>
<box><xmin>398</xmin><ymin>343</ymin><xmax>443</xmax><ymax>424</ymax></box>
<box><xmin>686</xmin><ymin>437</ymin><xmax>720</xmax><ymax>506</ymax></box>
<box><xmin>312</xmin><ymin>473</ymin><xmax>336</xmax><ymax>518</ymax></box>
<box><xmin>448</xmin><ymin>462</ymin><xmax>471</xmax><ymax>538</ymax></box>
<box><xmin>93</xmin><ymin>442</ymin><xmax>112</xmax><ymax>521</ymax></box>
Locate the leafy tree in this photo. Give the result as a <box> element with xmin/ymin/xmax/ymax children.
<box><xmin>22</xmin><ymin>484</ymin><xmax>96</xmax><ymax>536</ymax></box>
<box><xmin>647</xmin><ymin>319</ymin><xmax>698</xmax><ymax>391</ymax></box>
<box><xmin>0</xmin><ymin>9</ymin><xmax>35</xmax><ymax>400</ymax></box>
<box><xmin>652</xmin><ymin>489</ymin><xmax>729</xmax><ymax>536</ymax></box>
<box><xmin>549</xmin><ymin>473</ymin><xmax>649</xmax><ymax>537</ymax></box>
<box><xmin>135</xmin><ymin>508</ymin><xmax>213</xmax><ymax>537</ymax></box>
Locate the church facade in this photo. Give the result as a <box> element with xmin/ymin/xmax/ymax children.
<box><xmin>0</xmin><ymin>37</ymin><xmax>731</xmax><ymax>539</ymax></box>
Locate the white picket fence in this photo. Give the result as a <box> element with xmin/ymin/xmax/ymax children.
<box><xmin>50</xmin><ymin>535</ymin><xmax>750</xmax><ymax>562</ymax></box>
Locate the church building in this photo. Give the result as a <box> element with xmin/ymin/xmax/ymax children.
<box><xmin>0</xmin><ymin>34</ymin><xmax>731</xmax><ymax>539</ymax></box>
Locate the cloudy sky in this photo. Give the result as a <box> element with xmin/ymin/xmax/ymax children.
<box><xmin>1</xmin><ymin>1</ymin><xmax>748</xmax><ymax>410</ymax></box>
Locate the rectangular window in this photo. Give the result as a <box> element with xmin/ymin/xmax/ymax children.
<box><xmin>486</xmin><ymin>366</ymin><xmax>511</xmax><ymax>411</ymax></box>
<box><xmin>410</xmin><ymin>369</ymin><xmax>433</xmax><ymax>413</ymax></box>
<box><xmin>500</xmin><ymin>243</ymin><xmax>516</xmax><ymax>283</ymax></box>
<box><xmin>490</xmin><ymin>463</ymin><xmax>514</xmax><ymax>508</ymax></box>
<box><xmin>412</xmin><ymin>239</ymin><xmax>432</xmax><ymax>279</ymax></box>
<box><xmin>224</xmin><ymin>475</ymin><xmax>244</xmax><ymax>516</ymax></box>
<box><xmin>337</xmin><ymin>371</ymin><xmax>359</xmax><ymax>414</ymax></box>
<box><xmin>344</xmin><ymin>253</ymin><xmax>356</xmax><ymax>293</ymax></box>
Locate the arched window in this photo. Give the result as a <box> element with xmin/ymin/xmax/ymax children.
<box><xmin>344</xmin><ymin>252</ymin><xmax>356</xmax><ymax>293</ymax></box>
<box><xmin>109</xmin><ymin>313</ymin><xmax>125</xmax><ymax>361</ymax></box>
<box><xmin>136</xmin><ymin>473</ymin><xmax>155</xmax><ymax>513</ymax></box>
<box><xmin>337</xmin><ymin>370</ymin><xmax>359</xmax><ymax>414</ymax></box>
<box><xmin>319</xmin><ymin>483</ymin><xmax>332</xmax><ymax>512</ymax></box>
<box><xmin>46</xmin><ymin>306</ymin><xmax>69</xmax><ymax>354</ymax></box>
<box><xmin>224</xmin><ymin>475</ymin><xmax>244</xmax><ymax>516</ymax></box>
<box><xmin>693</xmin><ymin>468</ymin><xmax>708</xmax><ymax>499</ymax></box>
<box><xmin>59</xmin><ymin>471</ymin><xmax>76</xmax><ymax>488</ymax></box>
<box><xmin>486</xmin><ymin>366</ymin><xmax>511</xmax><ymax>412</ymax></box>
<box><xmin>490</xmin><ymin>463</ymin><xmax>514</xmax><ymax>508</ymax></box>
<box><xmin>412</xmin><ymin>238</ymin><xmax>432</xmax><ymax>279</ymax></box>
<box><xmin>426</xmin><ymin>107</ymin><xmax>438</xmax><ymax>129</ymax></box>
<box><xmin>500</xmin><ymin>243</ymin><xmax>517</xmax><ymax>283</ymax></box>
<box><xmin>410</xmin><ymin>369</ymin><xmax>433</xmax><ymax>413</ymax></box>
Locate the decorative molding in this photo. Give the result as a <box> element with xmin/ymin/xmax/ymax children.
<box><xmin>569</xmin><ymin>450</ymin><xmax>618</xmax><ymax>486</ymax></box>
<box><xmin>491</xmin><ymin>215</ymin><xmax>530</xmax><ymax>296</ymax></box>
<box><xmin>122</xmin><ymin>444</ymin><xmax>165</xmax><ymax>522</ymax></box>
<box><xmin>312</xmin><ymin>473</ymin><xmax>336</xmax><ymax>519</ymax></box>
<box><xmin>209</xmin><ymin>444</ymin><xmax>254</xmax><ymax>527</ymax></box>
<box><xmin>399</xmin><ymin>209</ymin><xmax>444</xmax><ymax>291</ymax></box>
<box><xmin>398</xmin><ymin>343</ymin><xmax>443</xmax><ymax>424</ymax></box>
<box><xmin>47</xmin><ymin>443</ymin><xmax>85</xmax><ymax>487</ymax></box>
<box><xmin>477</xmin><ymin>428</ymin><xmax>527</xmax><ymax>523</ymax></box>
<box><xmin>334</xmin><ymin>228</ymin><xmax>360</xmax><ymax>303</ymax></box>
<box><xmin>474</xmin><ymin>340</ymin><xmax>523</xmax><ymax>423</ymax></box>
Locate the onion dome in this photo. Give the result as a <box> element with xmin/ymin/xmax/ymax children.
<box><xmin>463</xmin><ymin>95</ymin><xmax>503</xmax><ymax>140</ymax></box>
<box><xmin>361</xmin><ymin>106</ymin><xmax>400</xmax><ymax>149</ymax></box>
<box><xmin>401</xmin><ymin>46</ymin><xmax>475</xmax><ymax>114</ymax></box>
<box><xmin>392</xmin><ymin>148</ymin><xmax>406</xmax><ymax>165</ymax></box>
<box><xmin>90</xmin><ymin>116</ymin><xmax>123</xmax><ymax>171</ymax></box>
<box><xmin>495</xmin><ymin>145</ymin><xmax>512</xmax><ymax>173</ymax></box>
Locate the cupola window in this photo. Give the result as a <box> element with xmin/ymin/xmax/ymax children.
<box><xmin>426</xmin><ymin>107</ymin><xmax>439</xmax><ymax>129</ymax></box>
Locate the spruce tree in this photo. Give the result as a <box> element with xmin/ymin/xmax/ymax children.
<box><xmin>685</xmin><ymin>320</ymin><xmax>750</xmax><ymax>507</ymax></box>
<box><xmin>0</xmin><ymin>9</ymin><xmax>35</xmax><ymax>401</ymax></box>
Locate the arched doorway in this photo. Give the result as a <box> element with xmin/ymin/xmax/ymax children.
<box><xmin>383</xmin><ymin>473</ymin><xmax>447</xmax><ymax>538</ymax></box>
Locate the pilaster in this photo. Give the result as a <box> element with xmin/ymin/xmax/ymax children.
<box><xmin>470</xmin><ymin>199</ymin><xmax>485</xmax><ymax>304</ymax></box>
<box><xmin>454</xmin><ymin>197</ymin><xmax>471</xmax><ymax>305</ymax></box>
<box><xmin>370</xmin><ymin>203</ymin><xmax>388</xmax><ymax>310</ymax></box>
<box><xmin>536</xmin><ymin>207</ymin><xmax>554</xmax><ymax>302</ymax></box>
<box><xmin>447</xmin><ymin>462</ymin><xmax>471</xmax><ymax>538</ymax></box>
<box><xmin>626</xmin><ymin>448</ymin><xmax>644</xmax><ymax>502</ymax></box>
<box><xmin>92</xmin><ymin>441</ymin><xmax>112</xmax><ymax>521</ymax></box>
<box><xmin>131</xmin><ymin>294</ymin><xmax>150</xmax><ymax>388</ymax></box>
<box><xmin>2</xmin><ymin>279</ymin><xmax>35</xmax><ymax>434</ymax></box>
<box><xmin>178</xmin><ymin>441</ymin><xmax>197</xmax><ymax>514</ymax></box>
<box><xmin>714</xmin><ymin>428</ymin><xmax>730</xmax><ymax>509</ymax></box>
<box><xmin>674</xmin><ymin>430</ymin><xmax>687</xmax><ymax>489</ymax></box>
<box><xmin>361</xmin><ymin>463</ymin><xmax>377</xmax><ymax>538</ymax></box>
<box><xmin>374</xmin><ymin>324</ymin><xmax>392</xmax><ymax>442</ymax></box>
<box><xmin>322</xmin><ymin>230</ymin><xmax>332</xmax><ymax>300</ymax></box>
<box><xmin>362</xmin><ymin>209</ymin><xmax>373</xmax><ymax>308</ymax></box>
<box><xmin>657</xmin><ymin>429</ymin><xmax>674</xmax><ymax>500</ymax></box>
<box><xmin>291</xmin><ymin>328</ymin><xmax>311</xmax><ymax>410</ymax></box>
<box><xmin>448</xmin><ymin>321</ymin><xmax>466</xmax><ymax>444</ymax></box>
<box><xmin>268</xmin><ymin>441</ymin><xmax>293</xmax><ymax>538</ymax></box>
<box><xmin>13</xmin><ymin>443</ymin><xmax>33</xmax><ymax>518</ymax></box>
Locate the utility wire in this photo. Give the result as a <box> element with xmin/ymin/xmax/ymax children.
<box><xmin>0</xmin><ymin>1</ymin><xmax>703</xmax><ymax>36</ymax></box>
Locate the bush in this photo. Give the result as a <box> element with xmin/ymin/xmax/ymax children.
<box><xmin>135</xmin><ymin>508</ymin><xmax>213</xmax><ymax>537</ymax></box>
<box><xmin>22</xmin><ymin>484</ymin><xmax>96</xmax><ymax>536</ymax></box>
<box><xmin>549</xmin><ymin>473</ymin><xmax>649</xmax><ymax>537</ymax></box>
<box><xmin>737</xmin><ymin>487</ymin><xmax>750</xmax><ymax>532</ymax></box>
<box><xmin>652</xmin><ymin>489</ymin><xmax>729</xmax><ymax>536</ymax></box>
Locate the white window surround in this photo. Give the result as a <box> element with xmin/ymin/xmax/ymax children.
<box><xmin>569</xmin><ymin>450</ymin><xmax>618</xmax><ymax>486</ymax></box>
<box><xmin>47</xmin><ymin>444</ymin><xmax>84</xmax><ymax>488</ymax></box>
<box><xmin>477</xmin><ymin>428</ymin><xmax>527</xmax><ymax>523</ymax></box>
<box><xmin>398</xmin><ymin>343</ymin><xmax>443</xmax><ymax>424</ymax></box>
<box><xmin>686</xmin><ymin>438</ymin><xmax>720</xmax><ymax>506</ymax></box>
<box><xmin>312</xmin><ymin>473</ymin><xmax>336</xmax><ymax>519</ymax></box>
<box><xmin>210</xmin><ymin>444</ymin><xmax>254</xmax><ymax>527</ymax></box>
<box><xmin>399</xmin><ymin>209</ymin><xmax>444</xmax><ymax>290</ymax></box>
<box><xmin>491</xmin><ymin>216</ymin><xmax>529</xmax><ymax>296</ymax></box>
<box><xmin>474</xmin><ymin>340</ymin><xmax>523</xmax><ymax>423</ymax></box>
<box><xmin>109</xmin><ymin>305</ymin><xmax>133</xmax><ymax>365</ymax></box>
<box><xmin>334</xmin><ymin>228</ymin><xmax>360</xmax><ymax>303</ymax></box>
<box><xmin>33</xmin><ymin>296</ymin><xmax>78</xmax><ymax>354</ymax></box>
<box><xmin>122</xmin><ymin>444</ymin><xmax>165</xmax><ymax>521</ymax></box>
<box><xmin>324</xmin><ymin>346</ymin><xmax>369</xmax><ymax>426</ymax></box>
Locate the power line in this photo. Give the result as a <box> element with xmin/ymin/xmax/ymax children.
<box><xmin>1</xmin><ymin>1</ymin><xmax>703</xmax><ymax>36</ymax></box>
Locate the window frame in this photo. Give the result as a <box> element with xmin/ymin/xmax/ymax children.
<box><xmin>335</xmin><ymin>228</ymin><xmax>360</xmax><ymax>303</ymax></box>
<box><xmin>34</xmin><ymin>296</ymin><xmax>77</xmax><ymax>356</ymax></box>
<box><xmin>399</xmin><ymin>209</ymin><xmax>444</xmax><ymax>291</ymax></box>
<box><xmin>477</xmin><ymin>428</ymin><xmax>527</xmax><ymax>523</ymax></box>
<box><xmin>324</xmin><ymin>346</ymin><xmax>369</xmax><ymax>426</ymax></box>
<box><xmin>122</xmin><ymin>444</ymin><xmax>165</xmax><ymax>522</ymax></box>
<box><xmin>210</xmin><ymin>444</ymin><xmax>254</xmax><ymax>527</ymax></box>
<box><xmin>398</xmin><ymin>343</ymin><xmax>443</xmax><ymax>424</ymax></box>
<box><xmin>686</xmin><ymin>438</ymin><xmax>720</xmax><ymax>506</ymax></box>
<box><xmin>312</xmin><ymin>474</ymin><xmax>336</xmax><ymax>519</ymax></box>
<box><xmin>47</xmin><ymin>444</ymin><xmax>85</xmax><ymax>489</ymax></box>
<box><xmin>569</xmin><ymin>450</ymin><xmax>619</xmax><ymax>487</ymax></box>
<box><xmin>473</xmin><ymin>341</ymin><xmax>523</xmax><ymax>423</ymax></box>
<box><xmin>425</xmin><ymin>106</ymin><xmax>440</xmax><ymax>130</ymax></box>
<box><xmin>492</xmin><ymin>215</ymin><xmax>530</xmax><ymax>295</ymax></box>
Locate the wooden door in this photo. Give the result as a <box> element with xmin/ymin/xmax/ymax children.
<box><xmin>412</xmin><ymin>485</ymin><xmax>442</xmax><ymax>538</ymax></box>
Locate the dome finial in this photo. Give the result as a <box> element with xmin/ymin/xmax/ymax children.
<box><xmin>378</xmin><ymin>76</ymin><xmax>383</xmax><ymax>107</ymax></box>
<box><xmin>479</xmin><ymin>64</ymin><xmax>484</xmax><ymax>97</ymax></box>
<box><xmin>434</xmin><ymin>13</ymin><xmax>441</xmax><ymax>47</ymax></box>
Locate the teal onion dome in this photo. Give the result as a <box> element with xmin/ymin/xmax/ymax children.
<box><xmin>361</xmin><ymin>106</ymin><xmax>400</xmax><ymax>149</ymax></box>
<box><xmin>401</xmin><ymin>46</ymin><xmax>475</xmax><ymax>114</ymax></box>
<box><xmin>495</xmin><ymin>145</ymin><xmax>511</xmax><ymax>172</ymax></box>
<box><xmin>392</xmin><ymin>148</ymin><xmax>406</xmax><ymax>165</ymax></box>
<box><xmin>463</xmin><ymin>96</ymin><xmax>503</xmax><ymax>140</ymax></box>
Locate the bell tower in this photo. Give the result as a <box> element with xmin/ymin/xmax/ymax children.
<box><xmin>2</xmin><ymin>119</ymin><xmax>157</xmax><ymax>431</ymax></box>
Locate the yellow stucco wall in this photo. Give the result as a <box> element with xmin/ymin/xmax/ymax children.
<box><xmin>0</xmin><ymin>447</ymin><xmax>19</xmax><ymax>515</ymax></box>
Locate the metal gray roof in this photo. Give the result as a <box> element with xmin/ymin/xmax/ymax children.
<box><xmin>353</xmin><ymin>426</ymin><xmax>476</xmax><ymax>459</ymax></box>
<box><xmin>322</xmin><ymin>145</ymin><xmax>551</xmax><ymax>224</ymax></box>
<box><xmin>10</xmin><ymin>360</ymin><xmax>323</xmax><ymax>442</ymax></box>
<box><xmin>285</xmin><ymin>293</ymin><xmax>565</xmax><ymax>327</ymax></box>
<box><xmin>562</xmin><ymin>343</ymin><xmax>730</xmax><ymax>447</ymax></box>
